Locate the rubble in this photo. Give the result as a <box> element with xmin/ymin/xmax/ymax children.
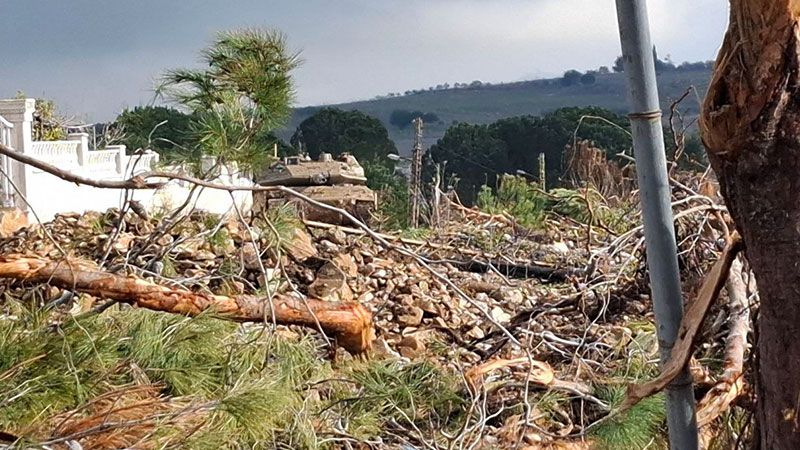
<box><xmin>0</xmin><ymin>171</ymin><xmax>747</xmax><ymax>448</ymax></box>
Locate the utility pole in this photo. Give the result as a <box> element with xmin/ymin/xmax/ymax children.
<box><xmin>410</xmin><ymin>117</ymin><xmax>423</xmax><ymax>228</ymax></box>
<box><xmin>538</xmin><ymin>152</ymin><xmax>546</xmax><ymax>191</ymax></box>
<box><xmin>614</xmin><ymin>1</ymin><xmax>698</xmax><ymax>448</ymax></box>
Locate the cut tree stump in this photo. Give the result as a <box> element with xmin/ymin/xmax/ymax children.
<box><xmin>0</xmin><ymin>255</ymin><xmax>373</xmax><ymax>354</ymax></box>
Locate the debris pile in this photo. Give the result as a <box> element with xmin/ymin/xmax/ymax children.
<box><xmin>0</xmin><ymin>177</ymin><xmax>751</xmax><ymax>448</ymax></box>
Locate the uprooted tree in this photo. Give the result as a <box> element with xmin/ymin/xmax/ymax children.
<box><xmin>701</xmin><ymin>1</ymin><xmax>800</xmax><ymax>447</ymax></box>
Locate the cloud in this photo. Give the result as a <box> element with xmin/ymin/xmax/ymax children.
<box><xmin>0</xmin><ymin>0</ymin><xmax>728</xmax><ymax>120</ymax></box>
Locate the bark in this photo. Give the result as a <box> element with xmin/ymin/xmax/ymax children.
<box><xmin>701</xmin><ymin>2</ymin><xmax>800</xmax><ymax>447</ymax></box>
<box><xmin>0</xmin><ymin>255</ymin><xmax>373</xmax><ymax>354</ymax></box>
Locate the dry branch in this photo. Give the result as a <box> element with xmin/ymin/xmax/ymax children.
<box><xmin>0</xmin><ymin>255</ymin><xmax>373</xmax><ymax>354</ymax></box>
<box><xmin>696</xmin><ymin>257</ymin><xmax>750</xmax><ymax>427</ymax></box>
<box><xmin>622</xmin><ymin>232</ymin><xmax>743</xmax><ymax>409</ymax></box>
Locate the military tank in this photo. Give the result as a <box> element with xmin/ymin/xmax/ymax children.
<box><xmin>253</xmin><ymin>152</ymin><xmax>377</xmax><ymax>224</ymax></box>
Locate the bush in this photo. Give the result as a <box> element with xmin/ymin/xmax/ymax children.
<box><xmin>477</xmin><ymin>175</ymin><xmax>548</xmax><ymax>229</ymax></box>
<box><xmin>363</xmin><ymin>158</ymin><xmax>409</xmax><ymax>230</ymax></box>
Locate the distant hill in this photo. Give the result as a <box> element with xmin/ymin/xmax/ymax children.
<box><xmin>278</xmin><ymin>68</ymin><xmax>711</xmax><ymax>155</ymax></box>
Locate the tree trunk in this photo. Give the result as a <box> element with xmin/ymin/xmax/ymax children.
<box><xmin>701</xmin><ymin>2</ymin><xmax>800</xmax><ymax>447</ymax></box>
<box><xmin>0</xmin><ymin>255</ymin><xmax>373</xmax><ymax>355</ymax></box>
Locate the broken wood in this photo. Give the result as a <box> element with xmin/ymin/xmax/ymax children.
<box><xmin>0</xmin><ymin>255</ymin><xmax>373</xmax><ymax>354</ymax></box>
<box><xmin>465</xmin><ymin>356</ymin><xmax>594</xmax><ymax>401</ymax></box>
<box><xmin>622</xmin><ymin>232</ymin><xmax>743</xmax><ymax>410</ymax></box>
<box><xmin>696</xmin><ymin>256</ymin><xmax>750</xmax><ymax>427</ymax></box>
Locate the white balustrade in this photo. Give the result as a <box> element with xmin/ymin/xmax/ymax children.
<box><xmin>30</xmin><ymin>140</ymin><xmax>81</xmax><ymax>167</ymax></box>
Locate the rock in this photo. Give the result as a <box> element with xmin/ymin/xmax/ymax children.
<box><xmin>112</xmin><ymin>232</ymin><xmax>135</xmax><ymax>253</ymax></box>
<box><xmin>466</xmin><ymin>326</ymin><xmax>485</xmax><ymax>339</ymax></box>
<box><xmin>397</xmin><ymin>306</ymin><xmax>424</xmax><ymax>327</ymax></box>
<box><xmin>501</xmin><ymin>288</ymin><xmax>525</xmax><ymax>305</ymax></box>
<box><xmin>491</xmin><ymin>306</ymin><xmax>512</xmax><ymax>323</ymax></box>
<box><xmin>326</xmin><ymin>228</ymin><xmax>348</xmax><ymax>246</ymax></box>
<box><xmin>241</xmin><ymin>242</ymin><xmax>262</xmax><ymax>270</ymax></box>
<box><xmin>286</xmin><ymin>228</ymin><xmax>318</xmax><ymax>261</ymax></box>
<box><xmin>398</xmin><ymin>334</ymin><xmax>426</xmax><ymax>358</ymax></box>
<box><xmin>309</xmin><ymin>261</ymin><xmax>353</xmax><ymax>302</ymax></box>
<box><xmin>331</xmin><ymin>253</ymin><xmax>358</xmax><ymax>277</ymax></box>
<box><xmin>549</xmin><ymin>241</ymin><xmax>570</xmax><ymax>254</ymax></box>
<box><xmin>372</xmin><ymin>269</ymin><xmax>388</xmax><ymax>279</ymax></box>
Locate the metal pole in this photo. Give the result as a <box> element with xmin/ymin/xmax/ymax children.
<box><xmin>410</xmin><ymin>117</ymin><xmax>424</xmax><ymax>228</ymax></box>
<box><xmin>614</xmin><ymin>1</ymin><xmax>698</xmax><ymax>448</ymax></box>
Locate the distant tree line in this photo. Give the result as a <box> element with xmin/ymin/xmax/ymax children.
<box><xmin>611</xmin><ymin>48</ymin><xmax>715</xmax><ymax>74</ymax></box>
<box><xmin>427</xmin><ymin>105</ymin><xmax>706</xmax><ymax>204</ymax></box>
<box><xmin>427</xmin><ymin>107</ymin><xmax>633</xmax><ymax>204</ymax></box>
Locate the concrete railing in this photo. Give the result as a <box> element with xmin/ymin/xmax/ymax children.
<box><xmin>30</xmin><ymin>140</ymin><xmax>81</xmax><ymax>168</ymax></box>
<box><xmin>0</xmin><ymin>98</ymin><xmax>251</xmax><ymax>221</ymax></box>
<box><xmin>0</xmin><ymin>115</ymin><xmax>12</xmax><ymax>149</ymax></box>
<box><xmin>0</xmin><ymin>115</ymin><xmax>14</xmax><ymax>207</ymax></box>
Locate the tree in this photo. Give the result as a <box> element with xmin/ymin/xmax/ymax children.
<box><xmin>114</xmin><ymin>106</ymin><xmax>195</xmax><ymax>161</ymax></box>
<box><xmin>580</xmin><ymin>72</ymin><xmax>597</xmax><ymax>85</ymax></box>
<box><xmin>598</xmin><ymin>66</ymin><xmax>611</xmax><ymax>75</ymax></box>
<box><xmin>700</xmin><ymin>2</ymin><xmax>800</xmax><ymax>447</ymax></box>
<box><xmin>290</xmin><ymin>108</ymin><xmax>396</xmax><ymax>163</ymax></box>
<box><xmin>561</xmin><ymin>70</ymin><xmax>583</xmax><ymax>86</ymax></box>
<box><xmin>428</xmin><ymin>123</ymin><xmax>508</xmax><ymax>205</ymax></box>
<box><xmin>15</xmin><ymin>93</ymin><xmax>66</xmax><ymax>141</ymax></box>
<box><xmin>158</xmin><ymin>28</ymin><xmax>300</xmax><ymax>171</ymax></box>
<box><xmin>613</xmin><ymin>56</ymin><xmax>625</xmax><ymax>73</ymax></box>
<box><xmin>390</xmin><ymin>110</ymin><xmax>440</xmax><ymax>129</ymax></box>
<box><xmin>428</xmin><ymin>107</ymin><xmax>631</xmax><ymax>204</ymax></box>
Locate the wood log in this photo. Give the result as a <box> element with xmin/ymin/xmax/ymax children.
<box><xmin>0</xmin><ymin>255</ymin><xmax>373</xmax><ymax>354</ymax></box>
<box><xmin>696</xmin><ymin>257</ymin><xmax>750</xmax><ymax>427</ymax></box>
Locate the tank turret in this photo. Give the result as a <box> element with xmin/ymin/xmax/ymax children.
<box><xmin>253</xmin><ymin>152</ymin><xmax>377</xmax><ymax>224</ymax></box>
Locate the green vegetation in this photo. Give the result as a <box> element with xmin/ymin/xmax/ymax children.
<box><xmin>114</xmin><ymin>106</ymin><xmax>196</xmax><ymax>160</ymax></box>
<box><xmin>0</xmin><ymin>299</ymin><xmax>466</xmax><ymax>448</ymax></box>
<box><xmin>15</xmin><ymin>92</ymin><xmax>66</xmax><ymax>141</ymax></box>
<box><xmin>430</xmin><ymin>106</ymin><xmax>631</xmax><ymax>204</ymax></box>
<box><xmin>592</xmin><ymin>387</ymin><xmax>667</xmax><ymax>450</ymax></box>
<box><xmin>290</xmin><ymin>107</ymin><xmax>397</xmax><ymax>162</ymax></box>
<box><xmin>158</xmin><ymin>28</ymin><xmax>300</xmax><ymax>171</ymax></box>
<box><xmin>389</xmin><ymin>109</ymin><xmax>440</xmax><ymax>129</ymax></box>
<box><xmin>363</xmin><ymin>157</ymin><xmax>409</xmax><ymax>229</ymax></box>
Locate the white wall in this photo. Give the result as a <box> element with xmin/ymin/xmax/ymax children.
<box><xmin>0</xmin><ymin>98</ymin><xmax>253</xmax><ymax>222</ymax></box>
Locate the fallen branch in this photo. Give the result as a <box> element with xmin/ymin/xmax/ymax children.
<box><xmin>696</xmin><ymin>256</ymin><xmax>750</xmax><ymax>427</ymax></box>
<box><xmin>0</xmin><ymin>143</ymin><xmax>164</xmax><ymax>190</ymax></box>
<box><xmin>622</xmin><ymin>232</ymin><xmax>743</xmax><ymax>409</ymax></box>
<box><xmin>0</xmin><ymin>255</ymin><xmax>373</xmax><ymax>354</ymax></box>
<box><xmin>465</xmin><ymin>357</ymin><xmax>603</xmax><ymax>407</ymax></box>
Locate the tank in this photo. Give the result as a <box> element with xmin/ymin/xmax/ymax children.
<box><xmin>254</xmin><ymin>152</ymin><xmax>377</xmax><ymax>224</ymax></box>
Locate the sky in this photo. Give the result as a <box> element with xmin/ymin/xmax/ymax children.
<box><xmin>0</xmin><ymin>0</ymin><xmax>729</xmax><ymax>122</ymax></box>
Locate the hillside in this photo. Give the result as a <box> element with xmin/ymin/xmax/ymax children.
<box><xmin>280</xmin><ymin>69</ymin><xmax>711</xmax><ymax>154</ymax></box>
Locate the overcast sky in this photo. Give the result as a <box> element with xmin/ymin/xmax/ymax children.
<box><xmin>0</xmin><ymin>0</ymin><xmax>728</xmax><ymax>122</ymax></box>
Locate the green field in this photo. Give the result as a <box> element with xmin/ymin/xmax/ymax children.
<box><xmin>279</xmin><ymin>69</ymin><xmax>711</xmax><ymax>154</ymax></box>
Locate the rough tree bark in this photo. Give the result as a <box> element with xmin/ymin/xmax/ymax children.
<box><xmin>701</xmin><ymin>1</ymin><xmax>800</xmax><ymax>447</ymax></box>
<box><xmin>0</xmin><ymin>255</ymin><xmax>373</xmax><ymax>354</ymax></box>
